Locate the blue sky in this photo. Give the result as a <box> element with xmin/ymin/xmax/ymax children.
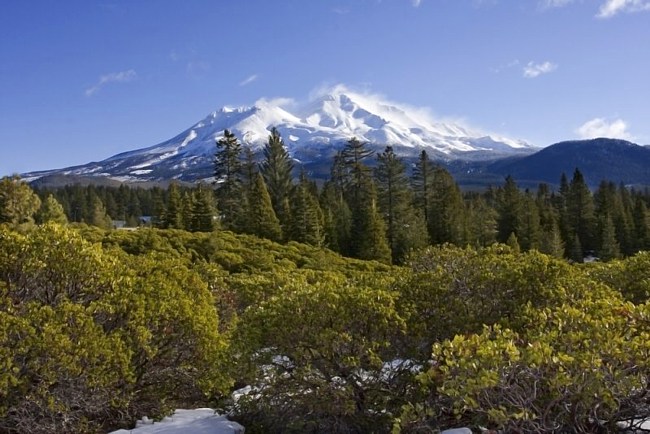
<box><xmin>1</xmin><ymin>0</ymin><xmax>649</xmax><ymax>176</ymax></box>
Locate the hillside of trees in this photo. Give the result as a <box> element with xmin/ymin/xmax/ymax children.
<box><xmin>2</xmin><ymin>130</ymin><xmax>650</xmax><ymax>433</ymax></box>
<box><xmin>27</xmin><ymin>128</ymin><xmax>650</xmax><ymax>265</ymax></box>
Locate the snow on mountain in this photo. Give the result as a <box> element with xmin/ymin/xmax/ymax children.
<box><xmin>24</xmin><ymin>85</ymin><xmax>535</xmax><ymax>183</ymax></box>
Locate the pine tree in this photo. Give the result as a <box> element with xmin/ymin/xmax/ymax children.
<box><xmin>375</xmin><ymin>146</ymin><xmax>427</xmax><ymax>263</ymax></box>
<box><xmin>349</xmin><ymin>175</ymin><xmax>391</xmax><ymax>263</ymax></box>
<box><xmin>214</xmin><ymin>129</ymin><xmax>244</xmax><ymax>230</ymax></box>
<box><xmin>518</xmin><ymin>192</ymin><xmax>541</xmax><ymax>251</ymax></box>
<box><xmin>599</xmin><ymin>215</ymin><xmax>621</xmax><ymax>261</ymax></box>
<box><xmin>238</xmin><ymin>146</ymin><xmax>258</xmax><ymax>232</ymax></box>
<box><xmin>151</xmin><ymin>188</ymin><xmax>166</xmax><ymax>228</ymax></box>
<box><xmin>260</xmin><ymin>127</ymin><xmax>294</xmax><ymax>231</ymax></box>
<box><xmin>340</xmin><ymin>137</ymin><xmax>374</xmax><ymax>200</ymax></box>
<box><xmin>412</xmin><ymin>150</ymin><xmax>434</xmax><ymax>227</ymax></box>
<box><xmin>162</xmin><ymin>183</ymin><xmax>184</xmax><ymax>229</ymax></box>
<box><xmin>320</xmin><ymin>182</ymin><xmax>352</xmax><ymax>254</ymax></box>
<box><xmin>36</xmin><ymin>194</ymin><xmax>68</xmax><ymax>225</ymax></box>
<box><xmin>569</xmin><ymin>233</ymin><xmax>583</xmax><ymax>263</ymax></box>
<box><xmin>181</xmin><ymin>191</ymin><xmax>195</xmax><ymax>231</ymax></box>
<box><xmin>89</xmin><ymin>196</ymin><xmax>112</xmax><ymax>229</ymax></box>
<box><xmin>633</xmin><ymin>196</ymin><xmax>649</xmax><ymax>250</ymax></box>
<box><xmin>539</xmin><ymin>221</ymin><xmax>565</xmax><ymax>258</ymax></box>
<box><xmin>567</xmin><ymin>169</ymin><xmax>596</xmax><ymax>255</ymax></box>
<box><xmin>428</xmin><ymin>165</ymin><xmax>466</xmax><ymax>245</ymax></box>
<box><xmin>496</xmin><ymin>175</ymin><xmax>523</xmax><ymax>243</ymax></box>
<box><xmin>506</xmin><ymin>232</ymin><xmax>521</xmax><ymax>254</ymax></box>
<box><xmin>246</xmin><ymin>173</ymin><xmax>282</xmax><ymax>241</ymax></box>
<box><xmin>191</xmin><ymin>184</ymin><xmax>219</xmax><ymax>232</ymax></box>
<box><xmin>289</xmin><ymin>171</ymin><xmax>324</xmax><ymax>246</ymax></box>
<box><xmin>465</xmin><ymin>195</ymin><xmax>497</xmax><ymax>247</ymax></box>
<box><xmin>336</xmin><ymin>138</ymin><xmax>391</xmax><ymax>262</ymax></box>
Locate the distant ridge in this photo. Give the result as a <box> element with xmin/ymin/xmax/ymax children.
<box><xmin>488</xmin><ymin>138</ymin><xmax>650</xmax><ymax>188</ymax></box>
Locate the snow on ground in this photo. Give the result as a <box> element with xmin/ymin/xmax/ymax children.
<box><xmin>109</xmin><ymin>409</ymin><xmax>244</xmax><ymax>434</ymax></box>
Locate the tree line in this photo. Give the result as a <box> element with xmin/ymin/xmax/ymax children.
<box><xmin>5</xmin><ymin>128</ymin><xmax>649</xmax><ymax>264</ymax></box>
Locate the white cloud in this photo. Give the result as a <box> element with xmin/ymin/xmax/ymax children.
<box><xmin>576</xmin><ymin>118</ymin><xmax>634</xmax><ymax>140</ymax></box>
<box><xmin>411</xmin><ymin>0</ymin><xmax>422</xmax><ymax>7</ymax></box>
<box><xmin>491</xmin><ymin>59</ymin><xmax>520</xmax><ymax>73</ymax></box>
<box><xmin>523</xmin><ymin>61</ymin><xmax>558</xmax><ymax>78</ymax></box>
<box><xmin>254</xmin><ymin>97</ymin><xmax>295</xmax><ymax>109</ymax></box>
<box><xmin>239</xmin><ymin>74</ymin><xmax>259</xmax><ymax>87</ymax></box>
<box><xmin>85</xmin><ymin>69</ymin><xmax>137</xmax><ymax>97</ymax></box>
<box><xmin>540</xmin><ymin>0</ymin><xmax>577</xmax><ymax>8</ymax></box>
<box><xmin>597</xmin><ymin>0</ymin><xmax>650</xmax><ymax>17</ymax></box>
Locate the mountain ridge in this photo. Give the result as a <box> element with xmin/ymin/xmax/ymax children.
<box><xmin>488</xmin><ymin>138</ymin><xmax>650</xmax><ymax>188</ymax></box>
<box><xmin>22</xmin><ymin>85</ymin><xmax>534</xmax><ymax>184</ymax></box>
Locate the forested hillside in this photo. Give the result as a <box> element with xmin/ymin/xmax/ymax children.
<box><xmin>28</xmin><ymin>130</ymin><xmax>650</xmax><ymax>264</ymax></box>
<box><xmin>2</xmin><ymin>165</ymin><xmax>650</xmax><ymax>432</ymax></box>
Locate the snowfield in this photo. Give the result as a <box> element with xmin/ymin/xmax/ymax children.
<box><xmin>109</xmin><ymin>409</ymin><xmax>244</xmax><ymax>434</ymax></box>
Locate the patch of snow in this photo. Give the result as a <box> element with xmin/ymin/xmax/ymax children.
<box><xmin>109</xmin><ymin>408</ymin><xmax>244</xmax><ymax>434</ymax></box>
<box><xmin>440</xmin><ymin>429</ymin><xmax>472</xmax><ymax>434</ymax></box>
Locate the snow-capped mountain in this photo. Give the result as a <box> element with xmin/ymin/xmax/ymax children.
<box><xmin>24</xmin><ymin>85</ymin><xmax>535</xmax><ymax>183</ymax></box>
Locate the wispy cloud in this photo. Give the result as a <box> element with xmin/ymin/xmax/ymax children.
<box><xmin>491</xmin><ymin>59</ymin><xmax>520</xmax><ymax>73</ymax></box>
<box><xmin>332</xmin><ymin>6</ymin><xmax>349</xmax><ymax>14</ymax></box>
<box><xmin>186</xmin><ymin>61</ymin><xmax>210</xmax><ymax>79</ymax></box>
<box><xmin>411</xmin><ymin>0</ymin><xmax>422</xmax><ymax>7</ymax></box>
<box><xmin>597</xmin><ymin>0</ymin><xmax>650</xmax><ymax>18</ymax></box>
<box><xmin>576</xmin><ymin>117</ymin><xmax>634</xmax><ymax>140</ymax></box>
<box><xmin>523</xmin><ymin>61</ymin><xmax>558</xmax><ymax>78</ymax></box>
<box><xmin>539</xmin><ymin>0</ymin><xmax>577</xmax><ymax>9</ymax></box>
<box><xmin>85</xmin><ymin>69</ymin><xmax>137</xmax><ymax>97</ymax></box>
<box><xmin>239</xmin><ymin>74</ymin><xmax>259</xmax><ymax>87</ymax></box>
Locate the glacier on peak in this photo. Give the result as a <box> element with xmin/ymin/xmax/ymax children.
<box><xmin>23</xmin><ymin>84</ymin><xmax>535</xmax><ymax>183</ymax></box>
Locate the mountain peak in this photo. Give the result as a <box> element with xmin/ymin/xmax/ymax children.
<box><xmin>23</xmin><ymin>85</ymin><xmax>534</xmax><ymax>183</ymax></box>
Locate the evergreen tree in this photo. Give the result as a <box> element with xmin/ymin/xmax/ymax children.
<box><xmin>556</xmin><ymin>172</ymin><xmax>572</xmax><ymax>255</ymax></box>
<box><xmin>539</xmin><ymin>221</ymin><xmax>565</xmax><ymax>258</ymax></box>
<box><xmin>338</xmin><ymin>138</ymin><xmax>391</xmax><ymax>262</ymax></box>
<box><xmin>375</xmin><ymin>146</ymin><xmax>427</xmax><ymax>263</ymax></box>
<box><xmin>162</xmin><ymin>183</ymin><xmax>184</xmax><ymax>229</ymax></box>
<box><xmin>289</xmin><ymin>171</ymin><xmax>324</xmax><ymax>246</ymax></box>
<box><xmin>506</xmin><ymin>232</ymin><xmax>521</xmax><ymax>254</ymax></box>
<box><xmin>518</xmin><ymin>192</ymin><xmax>541</xmax><ymax>251</ymax></box>
<box><xmin>615</xmin><ymin>183</ymin><xmax>635</xmax><ymax>255</ymax></box>
<box><xmin>411</xmin><ymin>150</ymin><xmax>434</xmax><ymax>227</ymax></box>
<box><xmin>151</xmin><ymin>188</ymin><xmax>166</xmax><ymax>228</ymax></box>
<box><xmin>569</xmin><ymin>233</ymin><xmax>583</xmax><ymax>263</ymax></box>
<box><xmin>89</xmin><ymin>196</ymin><xmax>112</xmax><ymax>229</ymax></box>
<box><xmin>633</xmin><ymin>196</ymin><xmax>649</xmax><ymax>250</ymax></box>
<box><xmin>496</xmin><ymin>175</ymin><xmax>523</xmax><ymax>243</ymax></box>
<box><xmin>339</xmin><ymin>137</ymin><xmax>374</xmax><ymax>200</ymax></box>
<box><xmin>36</xmin><ymin>194</ymin><xmax>68</xmax><ymax>225</ymax></box>
<box><xmin>214</xmin><ymin>129</ymin><xmax>244</xmax><ymax>230</ymax></box>
<box><xmin>567</xmin><ymin>169</ymin><xmax>596</xmax><ymax>255</ymax></box>
<box><xmin>320</xmin><ymin>182</ymin><xmax>352</xmax><ymax>254</ymax></box>
<box><xmin>126</xmin><ymin>193</ymin><xmax>142</xmax><ymax>221</ymax></box>
<box><xmin>428</xmin><ymin>165</ymin><xmax>466</xmax><ymax>245</ymax></box>
<box><xmin>598</xmin><ymin>215</ymin><xmax>620</xmax><ymax>261</ymax></box>
<box><xmin>349</xmin><ymin>174</ymin><xmax>392</xmax><ymax>264</ymax></box>
<box><xmin>181</xmin><ymin>191</ymin><xmax>195</xmax><ymax>231</ymax></box>
<box><xmin>247</xmin><ymin>173</ymin><xmax>282</xmax><ymax>241</ymax></box>
<box><xmin>465</xmin><ymin>195</ymin><xmax>497</xmax><ymax>247</ymax></box>
<box><xmin>191</xmin><ymin>184</ymin><xmax>219</xmax><ymax>232</ymax></box>
<box><xmin>259</xmin><ymin>127</ymin><xmax>294</xmax><ymax>231</ymax></box>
